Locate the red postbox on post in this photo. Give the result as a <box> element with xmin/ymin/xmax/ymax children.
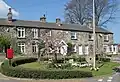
<box><xmin>7</xmin><ymin>49</ymin><xmax>14</xmax><ymax>59</ymax></box>
<box><xmin>7</xmin><ymin>48</ymin><xmax>14</xmax><ymax>66</ymax></box>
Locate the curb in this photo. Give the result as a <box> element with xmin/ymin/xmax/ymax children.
<box><xmin>0</xmin><ymin>73</ymin><xmax>35</xmax><ymax>81</ymax></box>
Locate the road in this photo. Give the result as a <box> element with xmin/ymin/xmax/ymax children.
<box><xmin>82</xmin><ymin>72</ymin><xmax>120</xmax><ymax>82</ymax></box>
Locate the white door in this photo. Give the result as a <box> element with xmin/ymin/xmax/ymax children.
<box><xmin>79</xmin><ymin>46</ymin><xmax>83</xmax><ymax>55</ymax></box>
<box><xmin>60</xmin><ymin>45</ymin><xmax>67</xmax><ymax>56</ymax></box>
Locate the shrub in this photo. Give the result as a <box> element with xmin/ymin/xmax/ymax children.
<box><xmin>12</xmin><ymin>57</ymin><xmax>37</xmax><ymax>67</ymax></box>
<box><xmin>48</xmin><ymin>62</ymin><xmax>72</xmax><ymax>69</ymax></box>
<box><xmin>100</xmin><ymin>58</ymin><xmax>110</xmax><ymax>62</ymax></box>
<box><xmin>113</xmin><ymin>67</ymin><xmax>120</xmax><ymax>72</ymax></box>
<box><xmin>106</xmin><ymin>54</ymin><xmax>112</xmax><ymax>57</ymax></box>
<box><xmin>76</xmin><ymin>57</ymin><xmax>86</xmax><ymax>62</ymax></box>
<box><xmin>55</xmin><ymin>59</ymin><xmax>64</xmax><ymax>63</ymax></box>
<box><xmin>67</xmin><ymin>42</ymin><xmax>74</xmax><ymax>55</ymax></box>
<box><xmin>1</xmin><ymin>57</ymin><xmax>93</xmax><ymax>79</ymax></box>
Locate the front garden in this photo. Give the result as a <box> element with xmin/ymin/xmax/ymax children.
<box><xmin>0</xmin><ymin>57</ymin><xmax>92</xmax><ymax>79</ymax></box>
<box><xmin>1</xmin><ymin>56</ymin><xmax>120</xmax><ymax>79</ymax></box>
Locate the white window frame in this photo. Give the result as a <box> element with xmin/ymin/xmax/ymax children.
<box><xmin>32</xmin><ymin>28</ymin><xmax>38</xmax><ymax>39</ymax></box>
<box><xmin>73</xmin><ymin>45</ymin><xmax>77</xmax><ymax>52</ymax></box>
<box><xmin>32</xmin><ymin>43</ymin><xmax>38</xmax><ymax>53</ymax></box>
<box><xmin>17</xmin><ymin>28</ymin><xmax>25</xmax><ymax>38</ymax></box>
<box><xmin>103</xmin><ymin>45</ymin><xmax>108</xmax><ymax>52</ymax></box>
<box><xmin>71</xmin><ymin>32</ymin><xmax>77</xmax><ymax>39</ymax></box>
<box><xmin>85</xmin><ymin>45</ymin><xmax>89</xmax><ymax>55</ymax></box>
<box><xmin>104</xmin><ymin>34</ymin><xmax>109</xmax><ymax>41</ymax></box>
<box><xmin>49</xmin><ymin>30</ymin><xmax>52</xmax><ymax>36</ymax></box>
<box><xmin>109</xmin><ymin>46</ymin><xmax>112</xmax><ymax>52</ymax></box>
<box><xmin>18</xmin><ymin>42</ymin><xmax>25</xmax><ymax>53</ymax></box>
<box><xmin>89</xmin><ymin>33</ymin><xmax>94</xmax><ymax>40</ymax></box>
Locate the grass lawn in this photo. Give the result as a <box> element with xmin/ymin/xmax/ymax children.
<box><xmin>18</xmin><ymin>62</ymin><xmax>120</xmax><ymax>77</ymax></box>
<box><xmin>79</xmin><ymin>62</ymin><xmax>120</xmax><ymax>76</ymax></box>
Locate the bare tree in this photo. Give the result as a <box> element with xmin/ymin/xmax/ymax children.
<box><xmin>65</xmin><ymin>0</ymin><xmax>118</xmax><ymax>26</ymax></box>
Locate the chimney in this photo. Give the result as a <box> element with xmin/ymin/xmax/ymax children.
<box><xmin>40</xmin><ymin>14</ymin><xmax>46</xmax><ymax>23</ymax></box>
<box><xmin>56</xmin><ymin>18</ymin><xmax>61</xmax><ymax>24</ymax></box>
<box><xmin>86</xmin><ymin>20</ymin><xmax>92</xmax><ymax>29</ymax></box>
<box><xmin>56</xmin><ymin>18</ymin><xmax>62</xmax><ymax>26</ymax></box>
<box><xmin>7</xmin><ymin>8</ymin><xmax>12</xmax><ymax>22</ymax></box>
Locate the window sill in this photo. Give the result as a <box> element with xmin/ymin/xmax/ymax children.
<box><xmin>71</xmin><ymin>38</ymin><xmax>77</xmax><ymax>40</ymax></box>
<box><xmin>104</xmin><ymin>40</ymin><xmax>109</xmax><ymax>42</ymax></box>
<box><xmin>89</xmin><ymin>39</ymin><xmax>93</xmax><ymax>41</ymax></box>
<box><xmin>33</xmin><ymin>37</ymin><xmax>39</xmax><ymax>39</ymax></box>
<box><xmin>17</xmin><ymin>37</ymin><xmax>26</xmax><ymax>39</ymax></box>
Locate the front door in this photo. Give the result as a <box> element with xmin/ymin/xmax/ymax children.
<box><xmin>60</xmin><ymin>45</ymin><xmax>67</xmax><ymax>56</ymax></box>
<box><xmin>79</xmin><ymin>46</ymin><xmax>83</xmax><ymax>55</ymax></box>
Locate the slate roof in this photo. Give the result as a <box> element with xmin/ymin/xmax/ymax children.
<box><xmin>0</xmin><ymin>18</ymin><xmax>113</xmax><ymax>34</ymax></box>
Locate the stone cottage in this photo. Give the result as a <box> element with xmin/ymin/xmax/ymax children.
<box><xmin>0</xmin><ymin>8</ymin><xmax>114</xmax><ymax>61</ymax></box>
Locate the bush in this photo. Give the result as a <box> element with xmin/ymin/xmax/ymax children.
<box><xmin>55</xmin><ymin>59</ymin><xmax>64</xmax><ymax>63</ymax></box>
<box><xmin>100</xmin><ymin>58</ymin><xmax>110</xmax><ymax>62</ymax></box>
<box><xmin>76</xmin><ymin>57</ymin><xmax>86</xmax><ymax>62</ymax></box>
<box><xmin>113</xmin><ymin>67</ymin><xmax>120</xmax><ymax>72</ymax></box>
<box><xmin>48</xmin><ymin>62</ymin><xmax>72</xmax><ymax>69</ymax></box>
<box><xmin>1</xmin><ymin>57</ymin><xmax>93</xmax><ymax>79</ymax></box>
<box><xmin>12</xmin><ymin>57</ymin><xmax>37</xmax><ymax>67</ymax></box>
<box><xmin>67</xmin><ymin>42</ymin><xmax>74</xmax><ymax>55</ymax></box>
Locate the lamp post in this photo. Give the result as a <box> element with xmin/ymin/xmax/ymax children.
<box><xmin>93</xmin><ymin>0</ymin><xmax>96</xmax><ymax>70</ymax></box>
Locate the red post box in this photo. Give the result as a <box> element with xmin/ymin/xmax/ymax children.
<box><xmin>7</xmin><ymin>49</ymin><xmax>14</xmax><ymax>59</ymax></box>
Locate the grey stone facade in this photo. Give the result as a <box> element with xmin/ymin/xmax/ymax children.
<box><xmin>0</xmin><ymin>18</ymin><xmax>113</xmax><ymax>61</ymax></box>
<box><xmin>0</xmin><ymin>25</ymin><xmax>113</xmax><ymax>56</ymax></box>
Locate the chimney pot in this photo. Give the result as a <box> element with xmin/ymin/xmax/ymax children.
<box><xmin>56</xmin><ymin>18</ymin><xmax>61</xmax><ymax>24</ymax></box>
<box><xmin>40</xmin><ymin>14</ymin><xmax>46</xmax><ymax>23</ymax></box>
<box><xmin>9</xmin><ymin>8</ymin><xmax>12</xmax><ymax>12</ymax></box>
<box><xmin>86</xmin><ymin>20</ymin><xmax>92</xmax><ymax>29</ymax></box>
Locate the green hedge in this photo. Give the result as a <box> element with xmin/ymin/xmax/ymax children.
<box><xmin>100</xmin><ymin>58</ymin><xmax>110</xmax><ymax>62</ymax></box>
<box><xmin>1</xmin><ymin>57</ymin><xmax>93</xmax><ymax>79</ymax></box>
<box><xmin>12</xmin><ymin>57</ymin><xmax>37</xmax><ymax>67</ymax></box>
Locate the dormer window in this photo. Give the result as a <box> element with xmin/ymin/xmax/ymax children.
<box><xmin>104</xmin><ymin>34</ymin><xmax>109</xmax><ymax>41</ymax></box>
<box><xmin>89</xmin><ymin>33</ymin><xmax>93</xmax><ymax>41</ymax></box>
<box><xmin>71</xmin><ymin>32</ymin><xmax>77</xmax><ymax>40</ymax></box>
